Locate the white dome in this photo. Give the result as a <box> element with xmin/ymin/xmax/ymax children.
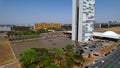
<box><xmin>103</xmin><ymin>31</ymin><xmax>118</xmax><ymax>36</ymax></box>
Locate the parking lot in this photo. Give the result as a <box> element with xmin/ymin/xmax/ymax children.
<box><xmin>73</xmin><ymin>41</ymin><xmax>106</xmax><ymax>55</ymax></box>
<box><xmin>87</xmin><ymin>44</ymin><xmax>120</xmax><ymax>68</ymax></box>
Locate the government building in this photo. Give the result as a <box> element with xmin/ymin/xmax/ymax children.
<box><xmin>72</xmin><ymin>0</ymin><xmax>95</xmax><ymax>42</ymax></box>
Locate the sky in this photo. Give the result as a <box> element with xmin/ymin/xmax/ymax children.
<box><xmin>0</xmin><ymin>0</ymin><xmax>120</xmax><ymax>25</ymax></box>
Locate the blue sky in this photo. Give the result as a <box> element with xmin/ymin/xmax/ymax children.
<box><xmin>0</xmin><ymin>0</ymin><xmax>120</xmax><ymax>24</ymax></box>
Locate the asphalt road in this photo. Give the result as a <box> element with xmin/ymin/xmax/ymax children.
<box><xmin>88</xmin><ymin>44</ymin><xmax>120</xmax><ymax>68</ymax></box>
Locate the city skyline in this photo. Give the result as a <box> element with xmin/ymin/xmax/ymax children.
<box><xmin>1</xmin><ymin>0</ymin><xmax>120</xmax><ymax>24</ymax></box>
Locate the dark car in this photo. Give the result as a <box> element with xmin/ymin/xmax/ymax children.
<box><xmin>93</xmin><ymin>53</ymin><xmax>99</xmax><ymax>56</ymax></box>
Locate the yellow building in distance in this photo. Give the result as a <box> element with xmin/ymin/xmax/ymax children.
<box><xmin>34</xmin><ymin>23</ymin><xmax>62</xmax><ymax>30</ymax></box>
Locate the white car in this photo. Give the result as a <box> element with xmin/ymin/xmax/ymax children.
<box><xmin>92</xmin><ymin>61</ymin><xmax>96</xmax><ymax>64</ymax></box>
<box><xmin>101</xmin><ymin>60</ymin><xmax>104</xmax><ymax>63</ymax></box>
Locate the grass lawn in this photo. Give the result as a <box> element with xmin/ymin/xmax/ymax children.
<box><xmin>0</xmin><ymin>43</ymin><xmax>15</xmax><ymax>66</ymax></box>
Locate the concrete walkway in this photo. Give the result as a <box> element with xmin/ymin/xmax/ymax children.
<box><xmin>0</xmin><ymin>60</ymin><xmax>20</xmax><ymax>68</ymax></box>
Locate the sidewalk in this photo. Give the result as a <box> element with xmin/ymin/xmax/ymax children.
<box><xmin>0</xmin><ymin>60</ymin><xmax>20</xmax><ymax>68</ymax></box>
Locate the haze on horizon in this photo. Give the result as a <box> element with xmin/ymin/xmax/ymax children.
<box><xmin>0</xmin><ymin>0</ymin><xmax>120</xmax><ymax>25</ymax></box>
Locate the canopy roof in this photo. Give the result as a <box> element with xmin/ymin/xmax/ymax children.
<box><xmin>103</xmin><ymin>31</ymin><xmax>118</xmax><ymax>36</ymax></box>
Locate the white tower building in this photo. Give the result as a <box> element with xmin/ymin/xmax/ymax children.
<box><xmin>72</xmin><ymin>0</ymin><xmax>95</xmax><ymax>42</ymax></box>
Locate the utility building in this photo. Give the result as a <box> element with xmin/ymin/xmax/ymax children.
<box><xmin>72</xmin><ymin>0</ymin><xmax>95</xmax><ymax>42</ymax></box>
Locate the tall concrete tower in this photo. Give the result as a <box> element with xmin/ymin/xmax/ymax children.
<box><xmin>72</xmin><ymin>0</ymin><xmax>95</xmax><ymax>42</ymax></box>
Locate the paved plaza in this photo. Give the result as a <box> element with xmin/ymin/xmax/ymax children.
<box><xmin>10</xmin><ymin>37</ymin><xmax>72</xmax><ymax>58</ymax></box>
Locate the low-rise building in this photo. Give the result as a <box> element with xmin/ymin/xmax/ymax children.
<box><xmin>0</xmin><ymin>25</ymin><xmax>13</xmax><ymax>31</ymax></box>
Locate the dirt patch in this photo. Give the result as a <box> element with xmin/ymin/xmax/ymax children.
<box><xmin>94</xmin><ymin>27</ymin><xmax>120</xmax><ymax>34</ymax></box>
<box><xmin>83</xmin><ymin>55</ymin><xmax>95</xmax><ymax>66</ymax></box>
<box><xmin>0</xmin><ymin>44</ymin><xmax>15</xmax><ymax>66</ymax></box>
<box><xmin>96</xmin><ymin>41</ymin><xmax>120</xmax><ymax>55</ymax></box>
<box><xmin>8</xmin><ymin>63</ymin><xmax>21</xmax><ymax>68</ymax></box>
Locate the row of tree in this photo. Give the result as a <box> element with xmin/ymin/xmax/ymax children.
<box><xmin>7</xmin><ymin>29</ymin><xmax>48</xmax><ymax>41</ymax></box>
<box><xmin>94</xmin><ymin>23</ymin><xmax>120</xmax><ymax>28</ymax></box>
<box><xmin>19</xmin><ymin>44</ymin><xmax>85</xmax><ymax>68</ymax></box>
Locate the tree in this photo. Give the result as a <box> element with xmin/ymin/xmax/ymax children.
<box><xmin>45</xmin><ymin>64</ymin><xmax>58</xmax><ymax>68</ymax></box>
<box><xmin>19</xmin><ymin>49</ymin><xmax>38</xmax><ymax>68</ymax></box>
<box><xmin>74</xmin><ymin>55</ymin><xmax>84</xmax><ymax>63</ymax></box>
<box><xmin>60</xmin><ymin>58</ymin><xmax>74</xmax><ymax>68</ymax></box>
<box><xmin>21</xmin><ymin>63</ymin><xmax>36</xmax><ymax>68</ymax></box>
<box><xmin>79</xmin><ymin>49</ymin><xmax>85</xmax><ymax>55</ymax></box>
<box><xmin>65</xmin><ymin>44</ymin><xmax>74</xmax><ymax>57</ymax></box>
<box><xmin>32</xmin><ymin>48</ymin><xmax>49</xmax><ymax>56</ymax></box>
<box><xmin>73</xmin><ymin>54</ymin><xmax>85</xmax><ymax>67</ymax></box>
<box><xmin>53</xmin><ymin>48</ymin><xmax>64</xmax><ymax>66</ymax></box>
<box><xmin>65</xmin><ymin>44</ymin><xmax>73</xmax><ymax>52</ymax></box>
<box><xmin>60</xmin><ymin>60</ymin><xmax>67</xmax><ymax>68</ymax></box>
<box><xmin>53</xmin><ymin>48</ymin><xmax>64</xmax><ymax>56</ymax></box>
<box><xmin>38</xmin><ymin>55</ymin><xmax>51</xmax><ymax>67</ymax></box>
<box><xmin>66</xmin><ymin>58</ymin><xmax>74</xmax><ymax>68</ymax></box>
<box><xmin>19</xmin><ymin>44</ymin><xmax>85</xmax><ymax>68</ymax></box>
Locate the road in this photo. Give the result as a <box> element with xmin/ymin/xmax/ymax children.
<box><xmin>88</xmin><ymin>45</ymin><xmax>120</xmax><ymax>68</ymax></box>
